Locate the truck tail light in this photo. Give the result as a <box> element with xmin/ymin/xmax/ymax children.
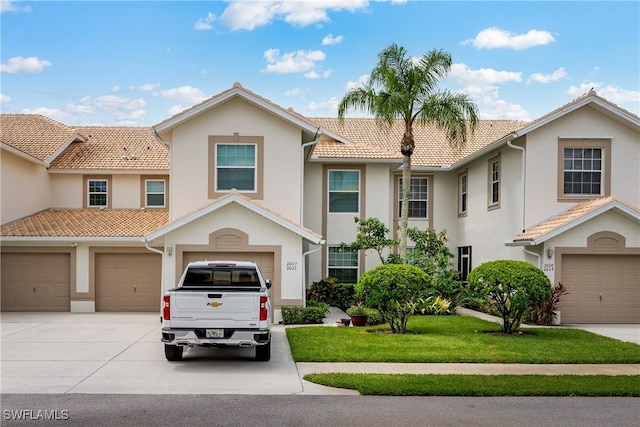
<box><xmin>163</xmin><ymin>294</ymin><xmax>171</xmax><ymax>320</ymax></box>
<box><xmin>259</xmin><ymin>296</ymin><xmax>268</xmax><ymax>321</ymax></box>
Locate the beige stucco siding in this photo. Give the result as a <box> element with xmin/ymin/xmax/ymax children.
<box><xmin>51</xmin><ymin>174</ymin><xmax>82</xmax><ymax>208</ymax></box>
<box><xmin>525</xmin><ymin>107</ymin><xmax>640</xmax><ymax>226</ymax></box>
<box><xmin>112</xmin><ymin>175</ymin><xmax>140</xmax><ymax>209</ymax></box>
<box><xmin>1</xmin><ymin>151</ymin><xmax>51</xmax><ymax>224</ymax></box>
<box><xmin>168</xmin><ymin>98</ymin><xmax>304</xmax><ymax>221</ymax></box>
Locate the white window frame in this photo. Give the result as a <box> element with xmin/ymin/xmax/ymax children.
<box><xmin>398</xmin><ymin>177</ymin><xmax>429</xmax><ymax>219</ymax></box>
<box><xmin>145</xmin><ymin>179</ymin><xmax>166</xmax><ymax>207</ymax></box>
<box><xmin>488</xmin><ymin>155</ymin><xmax>500</xmax><ymax>209</ymax></box>
<box><xmin>87</xmin><ymin>179</ymin><xmax>108</xmax><ymax>207</ymax></box>
<box><xmin>458</xmin><ymin>171</ymin><xmax>468</xmax><ymax>216</ymax></box>
<box><xmin>327</xmin><ymin>245</ymin><xmax>359</xmax><ymax>283</ymax></box>
<box><xmin>328</xmin><ymin>169</ymin><xmax>360</xmax><ymax>214</ymax></box>
<box><xmin>215</xmin><ymin>143</ymin><xmax>257</xmax><ymax>193</ymax></box>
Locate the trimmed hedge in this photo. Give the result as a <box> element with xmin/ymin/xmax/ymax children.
<box><xmin>281</xmin><ymin>306</ymin><xmax>328</xmax><ymax>325</ymax></box>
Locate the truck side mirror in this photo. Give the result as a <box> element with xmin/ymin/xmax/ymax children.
<box><xmin>265</xmin><ymin>279</ymin><xmax>272</xmax><ymax>289</ymax></box>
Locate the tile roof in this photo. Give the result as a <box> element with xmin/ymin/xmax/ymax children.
<box><xmin>0</xmin><ymin>209</ymin><xmax>169</xmax><ymax>238</ymax></box>
<box><xmin>0</xmin><ymin>114</ymin><xmax>81</xmax><ymax>162</ymax></box>
<box><xmin>49</xmin><ymin>126</ymin><xmax>169</xmax><ymax>170</ymax></box>
<box><xmin>512</xmin><ymin>197</ymin><xmax>616</xmax><ymax>243</ymax></box>
<box><xmin>309</xmin><ymin>118</ymin><xmax>527</xmax><ymax>167</ymax></box>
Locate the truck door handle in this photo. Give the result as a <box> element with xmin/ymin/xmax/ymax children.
<box><xmin>33</xmin><ymin>284</ymin><xmax>37</xmax><ymax>293</ymax></box>
<box><xmin>599</xmin><ymin>293</ymin><xmax>602</xmax><ymax>301</ymax></box>
<box><xmin>134</xmin><ymin>285</ymin><xmax>137</xmax><ymax>292</ymax></box>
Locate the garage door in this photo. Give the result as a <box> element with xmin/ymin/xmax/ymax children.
<box><xmin>1</xmin><ymin>253</ymin><xmax>70</xmax><ymax>311</ymax></box>
<box><xmin>182</xmin><ymin>252</ymin><xmax>274</xmax><ymax>282</ymax></box>
<box><xmin>560</xmin><ymin>254</ymin><xmax>640</xmax><ymax>323</ymax></box>
<box><xmin>95</xmin><ymin>253</ymin><xmax>161</xmax><ymax>312</ymax></box>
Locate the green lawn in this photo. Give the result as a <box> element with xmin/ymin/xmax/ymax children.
<box><xmin>286</xmin><ymin>315</ymin><xmax>640</xmax><ymax>363</ymax></box>
<box><xmin>304</xmin><ymin>373</ymin><xmax>640</xmax><ymax>396</ymax></box>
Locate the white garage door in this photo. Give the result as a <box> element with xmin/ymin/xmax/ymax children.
<box><xmin>560</xmin><ymin>254</ymin><xmax>640</xmax><ymax>323</ymax></box>
<box><xmin>1</xmin><ymin>253</ymin><xmax>70</xmax><ymax>311</ymax></box>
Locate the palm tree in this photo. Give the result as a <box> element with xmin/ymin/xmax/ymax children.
<box><xmin>338</xmin><ymin>43</ymin><xmax>479</xmax><ymax>262</ymax></box>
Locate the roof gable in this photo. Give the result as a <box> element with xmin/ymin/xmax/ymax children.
<box><xmin>153</xmin><ymin>82</ymin><xmax>322</xmax><ymax>141</ymax></box>
<box><xmin>508</xmin><ymin>197</ymin><xmax>640</xmax><ymax>246</ymax></box>
<box><xmin>145</xmin><ymin>190</ymin><xmax>324</xmax><ymax>244</ymax></box>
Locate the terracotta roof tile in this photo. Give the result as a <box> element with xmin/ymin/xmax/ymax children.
<box><xmin>1</xmin><ymin>114</ymin><xmax>80</xmax><ymax>161</ymax></box>
<box><xmin>0</xmin><ymin>209</ymin><xmax>168</xmax><ymax>238</ymax></box>
<box><xmin>50</xmin><ymin>126</ymin><xmax>169</xmax><ymax>170</ymax></box>
<box><xmin>513</xmin><ymin>197</ymin><xmax>615</xmax><ymax>242</ymax></box>
<box><xmin>310</xmin><ymin>118</ymin><xmax>527</xmax><ymax>167</ymax></box>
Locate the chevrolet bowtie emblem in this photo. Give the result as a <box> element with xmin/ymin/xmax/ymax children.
<box><xmin>207</xmin><ymin>301</ymin><xmax>223</xmax><ymax>308</ymax></box>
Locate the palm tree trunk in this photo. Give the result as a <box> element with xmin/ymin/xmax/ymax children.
<box><xmin>399</xmin><ymin>153</ymin><xmax>411</xmax><ymax>263</ymax></box>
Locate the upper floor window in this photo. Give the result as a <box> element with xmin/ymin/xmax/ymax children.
<box><xmin>398</xmin><ymin>177</ymin><xmax>428</xmax><ymax>219</ymax></box>
<box><xmin>216</xmin><ymin>144</ymin><xmax>256</xmax><ymax>192</ymax></box>
<box><xmin>488</xmin><ymin>155</ymin><xmax>500</xmax><ymax>209</ymax></box>
<box><xmin>458</xmin><ymin>172</ymin><xmax>468</xmax><ymax>216</ymax></box>
<box><xmin>88</xmin><ymin>179</ymin><xmax>108</xmax><ymax>207</ymax></box>
<box><xmin>557</xmin><ymin>139</ymin><xmax>611</xmax><ymax>201</ymax></box>
<box><xmin>563</xmin><ymin>148</ymin><xmax>602</xmax><ymax>195</ymax></box>
<box><xmin>328</xmin><ymin>245</ymin><xmax>358</xmax><ymax>283</ymax></box>
<box><xmin>328</xmin><ymin>170</ymin><xmax>360</xmax><ymax>213</ymax></box>
<box><xmin>145</xmin><ymin>179</ymin><xmax>166</xmax><ymax>207</ymax></box>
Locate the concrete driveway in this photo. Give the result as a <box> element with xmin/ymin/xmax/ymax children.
<box><xmin>0</xmin><ymin>312</ymin><xmax>351</xmax><ymax>395</ymax></box>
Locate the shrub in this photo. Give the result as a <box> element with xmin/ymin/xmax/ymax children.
<box><xmin>306</xmin><ymin>278</ymin><xmax>355</xmax><ymax>311</ymax></box>
<box><xmin>467</xmin><ymin>260</ymin><xmax>552</xmax><ymax>334</ymax></box>
<box><xmin>281</xmin><ymin>306</ymin><xmax>328</xmax><ymax>325</ymax></box>
<box><xmin>355</xmin><ymin>264</ymin><xmax>431</xmax><ymax>334</ymax></box>
<box><xmin>363</xmin><ymin>308</ymin><xmax>384</xmax><ymax>326</ymax></box>
<box><xmin>528</xmin><ymin>282</ymin><xmax>569</xmax><ymax>325</ymax></box>
<box><xmin>416</xmin><ymin>296</ymin><xmax>456</xmax><ymax>315</ymax></box>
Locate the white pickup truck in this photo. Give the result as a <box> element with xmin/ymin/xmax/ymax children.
<box><xmin>161</xmin><ymin>260</ymin><xmax>272</xmax><ymax>361</ymax></box>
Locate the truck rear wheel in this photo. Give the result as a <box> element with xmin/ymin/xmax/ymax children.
<box><xmin>164</xmin><ymin>344</ymin><xmax>183</xmax><ymax>361</ymax></box>
<box><xmin>255</xmin><ymin>341</ymin><xmax>271</xmax><ymax>361</ymax></box>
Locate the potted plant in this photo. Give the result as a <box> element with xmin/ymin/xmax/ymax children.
<box><xmin>346</xmin><ymin>303</ymin><xmax>369</xmax><ymax>326</ymax></box>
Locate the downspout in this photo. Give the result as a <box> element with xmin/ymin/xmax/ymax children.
<box><xmin>144</xmin><ymin>238</ymin><xmax>166</xmax><ymax>319</ymax></box>
<box><xmin>302</xmin><ymin>244</ymin><xmax>322</xmax><ymax>307</ymax></box>
<box><xmin>300</xmin><ymin>128</ymin><xmax>322</xmax><ymax>223</ymax></box>
<box><xmin>507</xmin><ymin>138</ymin><xmax>526</xmax><ymax>233</ymax></box>
<box><xmin>522</xmin><ymin>247</ymin><xmax>542</xmax><ymax>269</ymax></box>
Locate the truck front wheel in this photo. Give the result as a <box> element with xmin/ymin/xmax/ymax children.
<box><xmin>255</xmin><ymin>341</ymin><xmax>271</xmax><ymax>361</ymax></box>
<box><xmin>164</xmin><ymin>344</ymin><xmax>183</xmax><ymax>361</ymax></box>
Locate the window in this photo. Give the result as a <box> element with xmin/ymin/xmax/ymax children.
<box><xmin>457</xmin><ymin>246</ymin><xmax>472</xmax><ymax>282</ymax></box>
<box><xmin>488</xmin><ymin>155</ymin><xmax>500</xmax><ymax>209</ymax></box>
<box><xmin>145</xmin><ymin>179</ymin><xmax>166</xmax><ymax>207</ymax></box>
<box><xmin>563</xmin><ymin>148</ymin><xmax>602</xmax><ymax>195</ymax></box>
<box><xmin>328</xmin><ymin>170</ymin><xmax>359</xmax><ymax>213</ymax></box>
<box><xmin>328</xmin><ymin>246</ymin><xmax>358</xmax><ymax>283</ymax></box>
<box><xmin>398</xmin><ymin>177</ymin><xmax>428</xmax><ymax>218</ymax></box>
<box><xmin>88</xmin><ymin>179</ymin><xmax>108</xmax><ymax>207</ymax></box>
<box><xmin>458</xmin><ymin>172</ymin><xmax>468</xmax><ymax>215</ymax></box>
<box><xmin>557</xmin><ymin>139</ymin><xmax>611</xmax><ymax>201</ymax></box>
<box><xmin>216</xmin><ymin>144</ymin><xmax>256</xmax><ymax>191</ymax></box>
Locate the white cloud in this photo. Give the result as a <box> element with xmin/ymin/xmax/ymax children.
<box><xmin>346</xmin><ymin>74</ymin><xmax>369</xmax><ymax>91</ymax></box>
<box><xmin>158</xmin><ymin>85</ymin><xmax>208</xmax><ymax>103</ymax></box>
<box><xmin>285</xmin><ymin>88</ymin><xmax>304</xmax><ymax>96</ymax></box>
<box><xmin>463</xmin><ymin>27</ymin><xmax>555</xmax><ymax>50</ymax></box>
<box><xmin>322</xmin><ymin>34</ymin><xmax>343</xmax><ymax>45</ymax></box>
<box><xmin>308</xmin><ymin>97</ymin><xmax>339</xmax><ymax>112</ymax></box>
<box><xmin>527</xmin><ymin>67</ymin><xmax>568</xmax><ymax>84</ymax></box>
<box><xmin>1</xmin><ymin>0</ymin><xmax>31</xmax><ymax>13</ymax></box>
<box><xmin>76</xmin><ymin>94</ymin><xmax>147</xmax><ymax>121</ymax></box>
<box><xmin>194</xmin><ymin>12</ymin><xmax>215</xmax><ymax>31</ymax></box>
<box><xmin>567</xmin><ymin>82</ymin><xmax>640</xmax><ymax>107</ymax></box>
<box><xmin>0</xmin><ymin>93</ymin><xmax>11</xmax><ymax>104</ymax></box>
<box><xmin>130</xmin><ymin>83</ymin><xmax>161</xmax><ymax>92</ymax></box>
<box><xmin>263</xmin><ymin>49</ymin><xmax>326</xmax><ymax>74</ymax></box>
<box><xmin>449</xmin><ymin>63</ymin><xmax>522</xmax><ymax>85</ymax></box>
<box><xmin>167</xmin><ymin>104</ymin><xmax>186</xmax><ymax>116</ymax></box>
<box><xmin>460</xmin><ymin>84</ymin><xmax>530</xmax><ymax>121</ymax></box>
<box><xmin>111</xmin><ymin>85</ymin><xmax>121</xmax><ymax>93</ymax></box>
<box><xmin>304</xmin><ymin>69</ymin><xmax>333</xmax><ymax>79</ymax></box>
<box><xmin>22</xmin><ymin>106</ymin><xmax>75</xmax><ymax>122</ymax></box>
<box><xmin>219</xmin><ymin>0</ymin><xmax>368</xmax><ymax>31</ymax></box>
<box><xmin>1</xmin><ymin>56</ymin><xmax>52</xmax><ymax>73</ymax></box>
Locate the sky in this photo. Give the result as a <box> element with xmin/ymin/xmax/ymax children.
<box><xmin>1</xmin><ymin>0</ymin><xmax>639</xmax><ymax>126</ymax></box>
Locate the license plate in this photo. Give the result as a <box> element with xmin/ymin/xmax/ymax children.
<box><xmin>206</xmin><ymin>329</ymin><xmax>224</xmax><ymax>338</ymax></box>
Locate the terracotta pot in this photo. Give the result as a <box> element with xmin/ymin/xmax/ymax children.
<box><xmin>350</xmin><ymin>314</ymin><xmax>368</xmax><ymax>327</ymax></box>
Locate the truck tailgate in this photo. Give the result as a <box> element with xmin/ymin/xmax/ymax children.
<box><xmin>170</xmin><ymin>291</ymin><xmax>260</xmax><ymax>329</ymax></box>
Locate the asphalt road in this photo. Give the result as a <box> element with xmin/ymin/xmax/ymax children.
<box><xmin>2</xmin><ymin>394</ymin><xmax>639</xmax><ymax>427</ymax></box>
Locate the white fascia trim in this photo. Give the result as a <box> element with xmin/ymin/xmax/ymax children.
<box><xmin>145</xmin><ymin>194</ymin><xmax>324</xmax><ymax>244</ymax></box>
<box><xmin>154</xmin><ymin>88</ymin><xmax>320</xmax><ymax>136</ymax></box>
<box><xmin>47</xmin><ymin>169</ymin><xmax>169</xmax><ymax>175</ymax></box>
<box><xmin>1</xmin><ymin>143</ymin><xmax>48</xmax><ymax>167</ymax></box>
<box><xmin>505</xmin><ymin>201</ymin><xmax>640</xmax><ymax>246</ymax></box>
<box><xmin>309</xmin><ymin>157</ymin><xmax>401</xmax><ymax>164</ymax></box>
<box><xmin>0</xmin><ymin>236</ymin><xmax>143</xmax><ymax>243</ymax></box>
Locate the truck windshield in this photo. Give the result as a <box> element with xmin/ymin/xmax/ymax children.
<box><xmin>183</xmin><ymin>268</ymin><xmax>260</xmax><ymax>287</ymax></box>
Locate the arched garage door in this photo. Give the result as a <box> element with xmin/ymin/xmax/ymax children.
<box><xmin>560</xmin><ymin>254</ymin><xmax>640</xmax><ymax>323</ymax></box>
<box><xmin>95</xmin><ymin>253</ymin><xmax>161</xmax><ymax>312</ymax></box>
<box><xmin>1</xmin><ymin>252</ymin><xmax>70</xmax><ymax>312</ymax></box>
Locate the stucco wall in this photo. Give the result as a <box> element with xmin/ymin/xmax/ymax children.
<box><xmin>168</xmin><ymin>97</ymin><xmax>303</xmax><ymax>221</ymax></box>
<box><xmin>1</xmin><ymin>151</ymin><xmax>51</xmax><ymax>224</ymax></box>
